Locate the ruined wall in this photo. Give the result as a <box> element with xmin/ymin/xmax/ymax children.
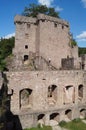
<box><xmin>6</xmin><ymin>70</ymin><xmax>86</xmax><ymax>128</ymax></box>
<box><xmin>6</xmin><ymin>70</ymin><xmax>86</xmax><ymax>113</ymax></box>
<box><xmin>71</xmin><ymin>46</ymin><xmax>81</xmax><ymax>69</ymax></box>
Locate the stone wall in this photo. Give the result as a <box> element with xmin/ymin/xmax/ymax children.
<box><xmin>5</xmin><ymin>70</ymin><xmax>86</xmax><ymax>128</ymax></box>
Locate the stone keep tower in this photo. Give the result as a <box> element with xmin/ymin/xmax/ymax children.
<box><xmin>13</xmin><ymin>14</ymin><xmax>75</xmax><ymax>70</ymax></box>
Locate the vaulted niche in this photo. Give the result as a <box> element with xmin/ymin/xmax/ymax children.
<box><xmin>65</xmin><ymin>109</ymin><xmax>72</xmax><ymax>121</ymax></box>
<box><xmin>80</xmin><ymin>109</ymin><xmax>86</xmax><ymax>119</ymax></box>
<box><xmin>50</xmin><ymin>113</ymin><xmax>60</xmax><ymax>123</ymax></box>
<box><xmin>78</xmin><ymin>84</ymin><xmax>83</xmax><ymax>101</ymax></box>
<box><xmin>64</xmin><ymin>85</ymin><xmax>75</xmax><ymax>104</ymax></box>
<box><xmin>48</xmin><ymin>85</ymin><xmax>57</xmax><ymax>105</ymax></box>
<box><xmin>19</xmin><ymin>88</ymin><xmax>32</xmax><ymax>109</ymax></box>
<box><xmin>37</xmin><ymin>114</ymin><xmax>45</xmax><ymax>127</ymax></box>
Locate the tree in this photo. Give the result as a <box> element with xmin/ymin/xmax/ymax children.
<box><xmin>79</xmin><ymin>47</ymin><xmax>86</xmax><ymax>56</ymax></box>
<box><xmin>71</xmin><ymin>39</ymin><xmax>77</xmax><ymax>46</ymax></box>
<box><xmin>22</xmin><ymin>3</ymin><xmax>60</xmax><ymax>18</ymax></box>
<box><xmin>0</xmin><ymin>37</ymin><xmax>14</xmax><ymax>70</ymax></box>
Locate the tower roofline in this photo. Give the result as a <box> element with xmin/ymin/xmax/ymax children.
<box><xmin>14</xmin><ymin>15</ymin><xmax>36</xmax><ymax>24</ymax></box>
<box><xmin>14</xmin><ymin>14</ymin><xmax>69</xmax><ymax>27</ymax></box>
<box><xmin>37</xmin><ymin>13</ymin><xmax>69</xmax><ymax>26</ymax></box>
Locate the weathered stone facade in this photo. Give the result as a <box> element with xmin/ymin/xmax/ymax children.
<box><xmin>3</xmin><ymin>14</ymin><xmax>86</xmax><ymax>128</ymax></box>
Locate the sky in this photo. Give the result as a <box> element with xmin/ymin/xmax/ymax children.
<box><xmin>0</xmin><ymin>0</ymin><xmax>86</xmax><ymax>47</ymax></box>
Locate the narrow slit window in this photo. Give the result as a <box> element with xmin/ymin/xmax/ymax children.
<box><xmin>62</xmin><ymin>25</ymin><xmax>64</xmax><ymax>29</ymax></box>
<box><xmin>27</xmin><ymin>24</ymin><xmax>30</xmax><ymax>28</ymax></box>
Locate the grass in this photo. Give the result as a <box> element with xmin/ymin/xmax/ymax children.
<box><xmin>59</xmin><ymin>118</ymin><xmax>86</xmax><ymax>130</ymax></box>
<box><xmin>24</xmin><ymin>125</ymin><xmax>52</xmax><ymax>130</ymax></box>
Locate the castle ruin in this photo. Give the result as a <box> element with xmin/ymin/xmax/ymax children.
<box><xmin>1</xmin><ymin>14</ymin><xmax>86</xmax><ymax>129</ymax></box>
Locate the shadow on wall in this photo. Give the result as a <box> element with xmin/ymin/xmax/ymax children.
<box><xmin>0</xmin><ymin>72</ymin><xmax>23</xmax><ymax>130</ymax></box>
<box><xmin>0</xmin><ymin>111</ymin><xmax>22</xmax><ymax>130</ymax></box>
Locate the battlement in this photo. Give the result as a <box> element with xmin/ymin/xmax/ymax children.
<box><xmin>14</xmin><ymin>15</ymin><xmax>36</xmax><ymax>24</ymax></box>
<box><xmin>14</xmin><ymin>14</ymin><xmax>69</xmax><ymax>27</ymax></box>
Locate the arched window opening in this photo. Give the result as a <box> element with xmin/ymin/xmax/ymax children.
<box><xmin>78</xmin><ymin>84</ymin><xmax>83</xmax><ymax>101</ymax></box>
<box><xmin>37</xmin><ymin>114</ymin><xmax>45</xmax><ymax>127</ymax></box>
<box><xmin>24</xmin><ymin>55</ymin><xmax>29</xmax><ymax>61</ymax></box>
<box><xmin>49</xmin><ymin>113</ymin><xmax>60</xmax><ymax>126</ymax></box>
<box><xmin>38</xmin><ymin>114</ymin><xmax>45</xmax><ymax>120</ymax></box>
<box><xmin>64</xmin><ymin>85</ymin><xmax>75</xmax><ymax>104</ymax></box>
<box><xmin>48</xmin><ymin>85</ymin><xmax>57</xmax><ymax>105</ymax></box>
<box><xmin>19</xmin><ymin>88</ymin><xmax>32</xmax><ymax>109</ymax></box>
<box><xmin>80</xmin><ymin>109</ymin><xmax>86</xmax><ymax>119</ymax></box>
<box><xmin>65</xmin><ymin>109</ymin><xmax>72</xmax><ymax>121</ymax></box>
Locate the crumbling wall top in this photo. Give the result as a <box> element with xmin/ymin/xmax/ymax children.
<box><xmin>14</xmin><ymin>15</ymin><xmax>37</xmax><ymax>24</ymax></box>
<box><xmin>14</xmin><ymin>14</ymin><xmax>69</xmax><ymax>26</ymax></box>
<box><xmin>37</xmin><ymin>13</ymin><xmax>69</xmax><ymax>26</ymax></box>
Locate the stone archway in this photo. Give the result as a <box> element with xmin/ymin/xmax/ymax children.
<box><xmin>37</xmin><ymin>114</ymin><xmax>45</xmax><ymax>127</ymax></box>
<box><xmin>49</xmin><ymin>113</ymin><xmax>60</xmax><ymax>126</ymax></box>
<box><xmin>19</xmin><ymin>88</ymin><xmax>32</xmax><ymax>109</ymax></box>
<box><xmin>80</xmin><ymin>109</ymin><xmax>86</xmax><ymax>119</ymax></box>
<box><xmin>64</xmin><ymin>85</ymin><xmax>75</xmax><ymax>104</ymax></box>
<box><xmin>65</xmin><ymin>109</ymin><xmax>72</xmax><ymax>122</ymax></box>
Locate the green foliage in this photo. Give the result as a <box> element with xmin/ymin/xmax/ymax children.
<box><xmin>59</xmin><ymin>120</ymin><xmax>67</xmax><ymax>127</ymax></box>
<box><xmin>79</xmin><ymin>47</ymin><xmax>86</xmax><ymax>56</ymax></box>
<box><xmin>24</xmin><ymin>125</ymin><xmax>52</xmax><ymax>130</ymax></box>
<box><xmin>72</xmin><ymin>118</ymin><xmax>81</xmax><ymax>123</ymax></box>
<box><xmin>59</xmin><ymin>119</ymin><xmax>86</xmax><ymax>130</ymax></box>
<box><xmin>22</xmin><ymin>3</ymin><xmax>59</xmax><ymax>18</ymax></box>
<box><xmin>0</xmin><ymin>37</ymin><xmax>14</xmax><ymax>70</ymax></box>
<box><xmin>71</xmin><ymin>39</ymin><xmax>77</xmax><ymax>46</ymax></box>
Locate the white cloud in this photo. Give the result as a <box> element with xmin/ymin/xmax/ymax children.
<box><xmin>76</xmin><ymin>31</ymin><xmax>86</xmax><ymax>41</ymax></box>
<box><xmin>3</xmin><ymin>33</ymin><xmax>15</xmax><ymax>39</ymax></box>
<box><xmin>38</xmin><ymin>0</ymin><xmax>54</xmax><ymax>7</ymax></box>
<box><xmin>81</xmin><ymin>0</ymin><xmax>86</xmax><ymax>8</ymax></box>
<box><xmin>38</xmin><ymin>0</ymin><xmax>63</xmax><ymax>12</ymax></box>
<box><xmin>55</xmin><ymin>6</ymin><xmax>63</xmax><ymax>12</ymax></box>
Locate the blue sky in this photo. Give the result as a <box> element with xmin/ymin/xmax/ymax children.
<box><xmin>0</xmin><ymin>0</ymin><xmax>86</xmax><ymax>47</ymax></box>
